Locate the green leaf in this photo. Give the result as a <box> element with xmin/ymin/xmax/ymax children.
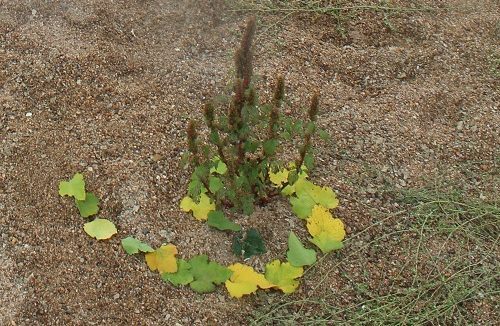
<box><xmin>286</xmin><ymin>232</ymin><xmax>317</xmax><ymax>267</ymax></box>
<box><xmin>161</xmin><ymin>259</ymin><xmax>193</xmax><ymax>286</ymax></box>
<box><xmin>241</xmin><ymin>195</ymin><xmax>255</xmax><ymax>215</ymax></box>
<box><xmin>290</xmin><ymin>195</ymin><xmax>315</xmax><ymax>219</ymax></box>
<box><xmin>292</xmin><ymin>121</ymin><xmax>303</xmax><ymax>134</ymax></box>
<box><xmin>209</xmin><ymin>176</ymin><xmax>224</xmax><ymax>193</ymax></box>
<box><xmin>209</xmin><ymin>130</ymin><xmax>221</xmax><ymax>144</ymax></box>
<box><xmin>121</xmin><ymin>236</ymin><xmax>154</xmax><ymax>255</ymax></box>
<box><xmin>75</xmin><ymin>192</ymin><xmax>100</xmax><ymax>218</ymax></box>
<box><xmin>280</xmin><ymin>131</ymin><xmax>291</xmax><ymax>140</ymax></box>
<box><xmin>232</xmin><ymin>228</ymin><xmax>266</xmax><ymax>259</ymax></box>
<box><xmin>194</xmin><ymin>165</ymin><xmax>210</xmax><ymax>180</ymax></box>
<box><xmin>188</xmin><ymin>177</ymin><xmax>205</xmax><ymax>199</ymax></box>
<box><xmin>207</xmin><ymin>211</ymin><xmax>241</xmax><ymax>231</ymax></box>
<box><xmin>244</xmin><ymin>141</ymin><xmax>259</xmax><ymax>153</ymax></box>
<box><xmin>287</xmin><ymin>170</ymin><xmax>299</xmax><ymax>187</ymax></box>
<box><xmin>210</xmin><ymin>157</ymin><xmax>228</xmax><ymax>175</ymax></box>
<box><xmin>318</xmin><ymin>129</ymin><xmax>330</xmax><ymax>140</ymax></box>
<box><xmin>305</xmin><ymin>121</ymin><xmax>316</xmax><ymax>134</ymax></box>
<box><xmin>59</xmin><ymin>173</ymin><xmax>86</xmax><ymax>201</ymax></box>
<box><xmin>188</xmin><ymin>255</ymin><xmax>232</xmax><ymax>293</ymax></box>
<box><xmin>310</xmin><ymin>233</ymin><xmax>344</xmax><ymax>253</ymax></box>
<box><xmin>304</xmin><ymin>152</ymin><xmax>314</xmax><ymax>170</ymax></box>
<box><xmin>83</xmin><ymin>218</ymin><xmax>117</xmax><ymax>240</ymax></box>
<box><xmin>263</xmin><ymin>139</ymin><xmax>278</xmax><ymax>156</ymax></box>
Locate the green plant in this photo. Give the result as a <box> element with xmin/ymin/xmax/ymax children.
<box><xmin>184</xmin><ymin>17</ymin><xmax>323</xmax><ymax>217</ymax></box>
<box><xmin>57</xmin><ymin>18</ymin><xmax>346</xmax><ymax>299</ymax></box>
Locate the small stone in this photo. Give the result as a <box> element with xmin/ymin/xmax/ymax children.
<box><xmin>113</xmin><ymin>293</ymin><xmax>120</xmax><ymax>300</ymax></box>
<box><xmin>25</xmin><ymin>112</ymin><xmax>32</xmax><ymax>117</ymax></box>
<box><xmin>366</xmin><ymin>187</ymin><xmax>376</xmax><ymax>195</ymax></box>
<box><xmin>152</xmin><ymin>154</ymin><xmax>163</xmax><ymax>162</ymax></box>
<box><xmin>456</xmin><ymin>121</ymin><xmax>464</xmax><ymax>131</ymax></box>
<box><xmin>159</xmin><ymin>229</ymin><xmax>170</xmax><ymax>239</ymax></box>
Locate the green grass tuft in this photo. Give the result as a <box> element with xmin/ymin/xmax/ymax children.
<box><xmin>250</xmin><ymin>180</ymin><xmax>499</xmax><ymax>325</ymax></box>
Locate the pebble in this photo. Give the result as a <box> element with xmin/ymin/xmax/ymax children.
<box><xmin>152</xmin><ymin>154</ymin><xmax>163</xmax><ymax>162</ymax></box>
<box><xmin>25</xmin><ymin>112</ymin><xmax>32</xmax><ymax>117</ymax></box>
<box><xmin>456</xmin><ymin>121</ymin><xmax>464</xmax><ymax>131</ymax></box>
<box><xmin>113</xmin><ymin>294</ymin><xmax>120</xmax><ymax>300</ymax></box>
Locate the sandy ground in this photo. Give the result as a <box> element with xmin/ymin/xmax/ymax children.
<box><xmin>1</xmin><ymin>0</ymin><xmax>498</xmax><ymax>324</ymax></box>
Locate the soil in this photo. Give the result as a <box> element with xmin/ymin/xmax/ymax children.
<box><xmin>1</xmin><ymin>0</ymin><xmax>498</xmax><ymax>325</ymax></box>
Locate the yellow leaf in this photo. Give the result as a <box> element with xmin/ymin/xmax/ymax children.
<box><xmin>180</xmin><ymin>196</ymin><xmax>195</xmax><ymax>212</ymax></box>
<box><xmin>179</xmin><ymin>193</ymin><xmax>215</xmax><ymax>220</ymax></box>
<box><xmin>269</xmin><ymin>168</ymin><xmax>289</xmax><ymax>187</ymax></box>
<box><xmin>306</xmin><ymin>205</ymin><xmax>345</xmax><ymax>241</ymax></box>
<box><xmin>145</xmin><ymin>244</ymin><xmax>178</xmax><ymax>274</ymax></box>
<box><xmin>306</xmin><ymin>205</ymin><xmax>345</xmax><ymax>253</ymax></box>
<box><xmin>225</xmin><ymin>263</ymin><xmax>274</xmax><ymax>298</ymax></box>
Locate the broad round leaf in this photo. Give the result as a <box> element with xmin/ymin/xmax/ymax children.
<box><xmin>83</xmin><ymin>218</ymin><xmax>117</xmax><ymax>240</ymax></box>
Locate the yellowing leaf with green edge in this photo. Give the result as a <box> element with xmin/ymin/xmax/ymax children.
<box><xmin>180</xmin><ymin>193</ymin><xmax>215</xmax><ymax>220</ymax></box>
<box><xmin>269</xmin><ymin>168</ymin><xmax>289</xmax><ymax>187</ymax></box>
<box><xmin>306</xmin><ymin>205</ymin><xmax>346</xmax><ymax>253</ymax></box>
<box><xmin>287</xmin><ymin>232</ymin><xmax>317</xmax><ymax>267</ymax></box>
<box><xmin>145</xmin><ymin>244</ymin><xmax>178</xmax><ymax>274</ymax></box>
<box><xmin>75</xmin><ymin>192</ymin><xmax>99</xmax><ymax>218</ymax></box>
<box><xmin>225</xmin><ymin>263</ymin><xmax>274</xmax><ymax>298</ymax></box>
<box><xmin>59</xmin><ymin>173</ymin><xmax>86</xmax><ymax>201</ymax></box>
<box><xmin>265</xmin><ymin>260</ymin><xmax>303</xmax><ymax>294</ymax></box>
<box><xmin>83</xmin><ymin>218</ymin><xmax>117</xmax><ymax>240</ymax></box>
